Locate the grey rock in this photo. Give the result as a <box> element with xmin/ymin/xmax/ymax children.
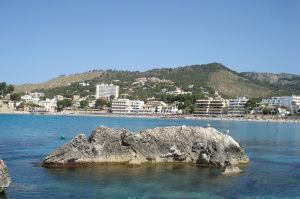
<box><xmin>0</xmin><ymin>160</ymin><xmax>11</xmax><ymax>193</ymax></box>
<box><xmin>42</xmin><ymin>126</ymin><xmax>249</xmax><ymax>168</ymax></box>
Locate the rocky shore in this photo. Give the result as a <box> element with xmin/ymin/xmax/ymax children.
<box><xmin>42</xmin><ymin>126</ymin><xmax>249</xmax><ymax>171</ymax></box>
<box><xmin>0</xmin><ymin>160</ymin><xmax>11</xmax><ymax>193</ymax></box>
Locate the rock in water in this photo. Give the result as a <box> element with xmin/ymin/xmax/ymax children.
<box><xmin>222</xmin><ymin>166</ymin><xmax>242</xmax><ymax>175</ymax></box>
<box><xmin>42</xmin><ymin>126</ymin><xmax>249</xmax><ymax>168</ymax></box>
<box><xmin>0</xmin><ymin>159</ymin><xmax>11</xmax><ymax>193</ymax></box>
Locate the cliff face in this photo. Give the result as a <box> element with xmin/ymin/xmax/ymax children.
<box><xmin>0</xmin><ymin>160</ymin><xmax>11</xmax><ymax>193</ymax></box>
<box><xmin>42</xmin><ymin>126</ymin><xmax>249</xmax><ymax>169</ymax></box>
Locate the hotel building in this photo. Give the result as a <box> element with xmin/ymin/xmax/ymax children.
<box><xmin>194</xmin><ymin>98</ymin><xmax>226</xmax><ymax>116</ymax></box>
<box><xmin>228</xmin><ymin>97</ymin><xmax>248</xmax><ymax>117</ymax></box>
<box><xmin>96</xmin><ymin>84</ymin><xmax>119</xmax><ymax>100</ymax></box>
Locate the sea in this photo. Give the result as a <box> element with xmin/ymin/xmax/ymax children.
<box><xmin>1</xmin><ymin>114</ymin><xmax>300</xmax><ymax>199</ymax></box>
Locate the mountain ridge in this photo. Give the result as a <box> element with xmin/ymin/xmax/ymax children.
<box><xmin>13</xmin><ymin>63</ymin><xmax>300</xmax><ymax>98</ymax></box>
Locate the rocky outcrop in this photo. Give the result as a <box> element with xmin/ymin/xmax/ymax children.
<box><xmin>42</xmin><ymin>126</ymin><xmax>249</xmax><ymax>169</ymax></box>
<box><xmin>222</xmin><ymin>166</ymin><xmax>242</xmax><ymax>175</ymax></box>
<box><xmin>0</xmin><ymin>160</ymin><xmax>11</xmax><ymax>193</ymax></box>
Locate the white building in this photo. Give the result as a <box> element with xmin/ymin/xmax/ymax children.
<box><xmin>261</xmin><ymin>95</ymin><xmax>300</xmax><ymax>113</ymax></box>
<box><xmin>29</xmin><ymin>92</ymin><xmax>45</xmax><ymax>99</ymax></box>
<box><xmin>162</xmin><ymin>105</ymin><xmax>181</xmax><ymax>114</ymax></box>
<box><xmin>79</xmin><ymin>82</ymin><xmax>90</xmax><ymax>87</ymax></box>
<box><xmin>228</xmin><ymin>97</ymin><xmax>248</xmax><ymax>117</ymax></box>
<box><xmin>140</xmin><ymin>105</ymin><xmax>157</xmax><ymax>114</ymax></box>
<box><xmin>145</xmin><ymin>101</ymin><xmax>167</xmax><ymax>113</ymax></box>
<box><xmin>166</xmin><ymin>87</ymin><xmax>192</xmax><ymax>95</ymax></box>
<box><xmin>21</xmin><ymin>95</ymin><xmax>39</xmax><ymax>104</ymax></box>
<box><xmin>130</xmin><ymin>100</ymin><xmax>144</xmax><ymax>113</ymax></box>
<box><xmin>111</xmin><ymin>99</ymin><xmax>131</xmax><ymax>113</ymax></box>
<box><xmin>54</xmin><ymin>95</ymin><xmax>64</xmax><ymax>101</ymax></box>
<box><xmin>96</xmin><ymin>84</ymin><xmax>119</xmax><ymax>100</ymax></box>
<box><xmin>38</xmin><ymin>99</ymin><xmax>57</xmax><ymax>112</ymax></box>
<box><xmin>111</xmin><ymin>99</ymin><xmax>183</xmax><ymax>115</ymax></box>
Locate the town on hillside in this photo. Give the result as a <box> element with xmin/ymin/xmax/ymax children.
<box><xmin>1</xmin><ymin>78</ymin><xmax>300</xmax><ymax>118</ymax></box>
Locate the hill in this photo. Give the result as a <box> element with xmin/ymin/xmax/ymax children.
<box><xmin>14</xmin><ymin>63</ymin><xmax>300</xmax><ymax>98</ymax></box>
<box><xmin>143</xmin><ymin>63</ymin><xmax>273</xmax><ymax>98</ymax></box>
<box><xmin>240</xmin><ymin>72</ymin><xmax>300</xmax><ymax>95</ymax></box>
<box><xmin>14</xmin><ymin>70</ymin><xmax>104</xmax><ymax>93</ymax></box>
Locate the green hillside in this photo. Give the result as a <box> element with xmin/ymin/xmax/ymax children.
<box><xmin>14</xmin><ymin>63</ymin><xmax>300</xmax><ymax>99</ymax></box>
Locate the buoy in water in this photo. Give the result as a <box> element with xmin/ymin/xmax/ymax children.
<box><xmin>60</xmin><ymin>135</ymin><xmax>65</xmax><ymax>140</ymax></box>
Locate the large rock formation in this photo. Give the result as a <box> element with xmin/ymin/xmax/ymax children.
<box><xmin>42</xmin><ymin>126</ymin><xmax>249</xmax><ymax>168</ymax></box>
<box><xmin>0</xmin><ymin>160</ymin><xmax>11</xmax><ymax>193</ymax></box>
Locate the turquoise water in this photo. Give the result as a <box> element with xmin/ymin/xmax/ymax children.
<box><xmin>1</xmin><ymin>114</ymin><xmax>300</xmax><ymax>199</ymax></box>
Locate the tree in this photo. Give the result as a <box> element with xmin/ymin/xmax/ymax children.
<box><xmin>0</xmin><ymin>82</ymin><xmax>6</xmax><ymax>94</ymax></box>
<box><xmin>5</xmin><ymin>85</ymin><xmax>14</xmax><ymax>94</ymax></box>
<box><xmin>0</xmin><ymin>82</ymin><xmax>14</xmax><ymax>96</ymax></box>
<box><xmin>178</xmin><ymin>102</ymin><xmax>185</xmax><ymax>110</ymax></box>
<box><xmin>262</xmin><ymin>107</ymin><xmax>271</xmax><ymax>115</ymax></box>
<box><xmin>80</xmin><ymin>100</ymin><xmax>89</xmax><ymax>109</ymax></box>
<box><xmin>39</xmin><ymin>96</ymin><xmax>46</xmax><ymax>100</ymax></box>
<box><xmin>245</xmin><ymin>98</ymin><xmax>259</xmax><ymax>110</ymax></box>
<box><xmin>106</xmin><ymin>101</ymin><xmax>112</xmax><ymax>108</ymax></box>
<box><xmin>95</xmin><ymin>99</ymin><xmax>107</xmax><ymax>109</ymax></box>
<box><xmin>56</xmin><ymin>99</ymin><xmax>73</xmax><ymax>112</ymax></box>
<box><xmin>10</xmin><ymin>93</ymin><xmax>21</xmax><ymax>101</ymax></box>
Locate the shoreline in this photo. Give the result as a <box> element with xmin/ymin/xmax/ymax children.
<box><xmin>1</xmin><ymin>111</ymin><xmax>300</xmax><ymax>124</ymax></box>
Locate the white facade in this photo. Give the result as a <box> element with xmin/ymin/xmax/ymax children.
<box><xmin>166</xmin><ymin>87</ymin><xmax>192</xmax><ymax>95</ymax></box>
<box><xmin>54</xmin><ymin>95</ymin><xmax>64</xmax><ymax>101</ymax></box>
<box><xmin>228</xmin><ymin>97</ymin><xmax>248</xmax><ymax>116</ymax></box>
<box><xmin>140</xmin><ymin>105</ymin><xmax>157</xmax><ymax>114</ymax></box>
<box><xmin>29</xmin><ymin>92</ymin><xmax>45</xmax><ymax>99</ymax></box>
<box><xmin>111</xmin><ymin>99</ymin><xmax>131</xmax><ymax>113</ymax></box>
<box><xmin>79</xmin><ymin>82</ymin><xmax>90</xmax><ymax>87</ymax></box>
<box><xmin>162</xmin><ymin>105</ymin><xmax>181</xmax><ymax>114</ymax></box>
<box><xmin>96</xmin><ymin>84</ymin><xmax>119</xmax><ymax>100</ymax></box>
<box><xmin>21</xmin><ymin>95</ymin><xmax>39</xmax><ymax>104</ymax></box>
<box><xmin>20</xmin><ymin>95</ymin><xmax>56</xmax><ymax>112</ymax></box>
<box><xmin>261</xmin><ymin>96</ymin><xmax>300</xmax><ymax>113</ymax></box>
<box><xmin>38</xmin><ymin>99</ymin><xmax>57</xmax><ymax>112</ymax></box>
<box><xmin>130</xmin><ymin>100</ymin><xmax>145</xmax><ymax>113</ymax></box>
<box><xmin>111</xmin><ymin>99</ymin><xmax>180</xmax><ymax>114</ymax></box>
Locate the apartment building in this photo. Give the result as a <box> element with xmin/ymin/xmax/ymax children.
<box><xmin>228</xmin><ymin>97</ymin><xmax>248</xmax><ymax>117</ymax></box>
<box><xmin>111</xmin><ymin>99</ymin><xmax>180</xmax><ymax>114</ymax></box>
<box><xmin>111</xmin><ymin>99</ymin><xmax>131</xmax><ymax>113</ymax></box>
<box><xmin>37</xmin><ymin>99</ymin><xmax>57</xmax><ymax>112</ymax></box>
<box><xmin>130</xmin><ymin>100</ymin><xmax>145</xmax><ymax>113</ymax></box>
<box><xmin>162</xmin><ymin>105</ymin><xmax>180</xmax><ymax>114</ymax></box>
<box><xmin>96</xmin><ymin>84</ymin><xmax>119</xmax><ymax>100</ymax></box>
<box><xmin>194</xmin><ymin>98</ymin><xmax>226</xmax><ymax>116</ymax></box>
<box><xmin>260</xmin><ymin>95</ymin><xmax>300</xmax><ymax>113</ymax></box>
<box><xmin>21</xmin><ymin>95</ymin><xmax>39</xmax><ymax>104</ymax></box>
<box><xmin>29</xmin><ymin>92</ymin><xmax>45</xmax><ymax>99</ymax></box>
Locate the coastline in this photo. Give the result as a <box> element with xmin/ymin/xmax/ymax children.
<box><xmin>1</xmin><ymin>110</ymin><xmax>300</xmax><ymax>124</ymax></box>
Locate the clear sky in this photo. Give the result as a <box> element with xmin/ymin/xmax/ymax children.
<box><xmin>0</xmin><ymin>0</ymin><xmax>299</xmax><ymax>84</ymax></box>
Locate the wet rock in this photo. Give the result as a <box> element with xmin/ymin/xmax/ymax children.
<box><xmin>42</xmin><ymin>126</ymin><xmax>249</xmax><ymax>168</ymax></box>
<box><xmin>0</xmin><ymin>160</ymin><xmax>11</xmax><ymax>193</ymax></box>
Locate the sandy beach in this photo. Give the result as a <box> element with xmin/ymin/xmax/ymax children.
<box><xmin>1</xmin><ymin>110</ymin><xmax>300</xmax><ymax>124</ymax></box>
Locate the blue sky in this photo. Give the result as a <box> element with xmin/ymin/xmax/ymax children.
<box><xmin>0</xmin><ymin>0</ymin><xmax>299</xmax><ymax>84</ymax></box>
